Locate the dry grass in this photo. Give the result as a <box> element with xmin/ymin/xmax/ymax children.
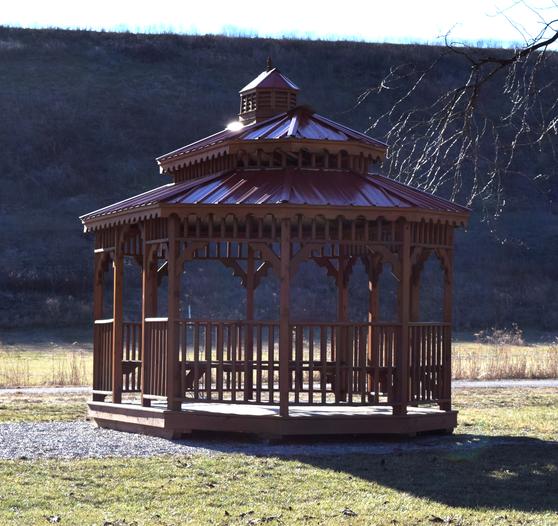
<box><xmin>1</xmin><ymin>334</ymin><xmax>557</xmax><ymax>388</ymax></box>
<box><xmin>0</xmin><ymin>350</ymin><xmax>92</xmax><ymax>388</ymax></box>
<box><xmin>453</xmin><ymin>342</ymin><xmax>558</xmax><ymax>380</ymax></box>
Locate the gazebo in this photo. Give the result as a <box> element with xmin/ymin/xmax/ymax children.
<box><xmin>81</xmin><ymin>62</ymin><xmax>469</xmax><ymax>439</ymax></box>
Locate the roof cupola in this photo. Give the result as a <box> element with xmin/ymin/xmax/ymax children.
<box><xmin>238</xmin><ymin>58</ymin><xmax>299</xmax><ymax>124</ymax></box>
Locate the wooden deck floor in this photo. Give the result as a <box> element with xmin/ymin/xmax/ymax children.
<box><xmin>89</xmin><ymin>400</ymin><xmax>457</xmax><ymax>439</ymax></box>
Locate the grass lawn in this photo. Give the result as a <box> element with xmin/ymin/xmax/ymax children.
<box><xmin>0</xmin><ymin>388</ymin><xmax>557</xmax><ymax>525</ymax></box>
<box><xmin>0</xmin><ymin>392</ymin><xmax>87</xmax><ymax>423</ymax></box>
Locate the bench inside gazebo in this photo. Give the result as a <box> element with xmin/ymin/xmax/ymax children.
<box><xmin>81</xmin><ymin>61</ymin><xmax>469</xmax><ymax>439</ymax></box>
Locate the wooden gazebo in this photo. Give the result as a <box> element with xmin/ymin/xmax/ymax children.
<box><xmin>81</xmin><ymin>62</ymin><xmax>469</xmax><ymax>439</ymax></box>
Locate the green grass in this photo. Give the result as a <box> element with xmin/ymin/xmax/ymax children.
<box><xmin>454</xmin><ymin>387</ymin><xmax>558</xmax><ymax>440</ymax></box>
<box><xmin>0</xmin><ymin>388</ymin><xmax>557</xmax><ymax>524</ymax></box>
<box><xmin>0</xmin><ymin>443</ymin><xmax>556</xmax><ymax>525</ymax></box>
<box><xmin>0</xmin><ymin>393</ymin><xmax>87</xmax><ymax>423</ymax></box>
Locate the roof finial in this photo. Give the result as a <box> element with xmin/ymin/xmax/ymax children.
<box><xmin>266</xmin><ymin>56</ymin><xmax>273</xmax><ymax>72</ymax></box>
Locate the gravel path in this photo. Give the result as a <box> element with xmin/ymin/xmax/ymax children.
<box><xmin>0</xmin><ymin>380</ymin><xmax>555</xmax><ymax>460</ymax></box>
<box><xmin>0</xmin><ymin>421</ymin><xmax>536</xmax><ymax>460</ymax></box>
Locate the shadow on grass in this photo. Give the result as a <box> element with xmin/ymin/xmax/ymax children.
<box><xmin>291</xmin><ymin>436</ymin><xmax>558</xmax><ymax>513</ymax></box>
<box><xmin>184</xmin><ymin>432</ymin><xmax>558</xmax><ymax>513</ymax></box>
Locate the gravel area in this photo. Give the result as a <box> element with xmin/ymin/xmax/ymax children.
<box><xmin>0</xmin><ymin>421</ymin><xmax>527</xmax><ymax>460</ymax></box>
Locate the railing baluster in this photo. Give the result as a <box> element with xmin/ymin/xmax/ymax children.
<box><xmin>347</xmin><ymin>325</ymin><xmax>354</xmax><ymax>403</ymax></box>
<box><xmin>268</xmin><ymin>324</ymin><xmax>275</xmax><ymax>403</ymax></box>
<box><xmin>193</xmin><ymin>323</ymin><xmax>200</xmax><ymax>399</ymax></box>
<box><xmin>320</xmin><ymin>326</ymin><xmax>327</xmax><ymax>404</ymax></box>
<box><xmin>205</xmin><ymin>323</ymin><xmax>212</xmax><ymax>401</ymax></box>
<box><xmin>308</xmin><ymin>327</ymin><xmax>314</xmax><ymax>405</ymax></box>
<box><xmin>334</xmin><ymin>324</ymin><xmax>341</xmax><ymax>403</ymax></box>
<box><xmin>359</xmin><ymin>325</ymin><xmax>367</xmax><ymax>404</ymax></box>
<box><xmin>231</xmin><ymin>323</ymin><xmax>237</xmax><ymax>402</ymax></box>
<box><xmin>256</xmin><ymin>324</ymin><xmax>263</xmax><ymax>403</ymax></box>
<box><xmin>217</xmin><ymin>323</ymin><xmax>224</xmax><ymax>401</ymax></box>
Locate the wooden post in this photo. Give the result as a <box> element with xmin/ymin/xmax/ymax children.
<box><xmin>367</xmin><ymin>255</ymin><xmax>380</xmax><ymax>397</ymax></box>
<box><xmin>93</xmin><ymin>253</ymin><xmax>105</xmax><ymax>322</ymax></box>
<box><xmin>279</xmin><ymin>218</ymin><xmax>291</xmax><ymax>417</ymax></box>
<box><xmin>441</xmin><ymin>242</ymin><xmax>453</xmax><ymax>411</ymax></box>
<box><xmin>166</xmin><ymin>215</ymin><xmax>181</xmax><ymax>411</ymax></box>
<box><xmin>244</xmin><ymin>244</ymin><xmax>255</xmax><ymax>401</ymax></box>
<box><xmin>111</xmin><ymin>229</ymin><xmax>124</xmax><ymax>404</ymax></box>
<box><xmin>410</xmin><ymin>273</ymin><xmax>420</xmax><ymax>322</ymax></box>
<box><xmin>92</xmin><ymin>251</ymin><xmax>105</xmax><ymax>402</ymax></box>
<box><xmin>141</xmin><ymin>237</ymin><xmax>157</xmax><ymax>407</ymax></box>
<box><xmin>336</xmin><ymin>246</ymin><xmax>349</xmax><ymax>401</ymax></box>
<box><xmin>395</xmin><ymin>221</ymin><xmax>411</xmax><ymax>415</ymax></box>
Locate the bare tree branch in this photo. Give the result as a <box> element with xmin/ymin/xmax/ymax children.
<box><xmin>361</xmin><ymin>6</ymin><xmax>558</xmax><ymax>216</ymax></box>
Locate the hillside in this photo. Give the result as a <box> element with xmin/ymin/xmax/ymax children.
<box><xmin>1</xmin><ymin>26</ymin><xmax>557</xmax><ymax>332</ymax></box>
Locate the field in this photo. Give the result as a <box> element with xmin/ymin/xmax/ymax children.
<box><xmin>0</xmin><ymin>388</ymin><xmax>556</xmax><ymax>525</ymax></box>
<box><xmin>0</xmin><ymin>332</ymin><xmax>92</xmax><ymax>387</ymax></box>
<box><xmin>1</xmin><ymin>336</ymin><xmax>557</xmax><ymax>388</ymax></box>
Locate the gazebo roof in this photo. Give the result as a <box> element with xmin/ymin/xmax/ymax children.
<box><xmin>80</xmin><ymin>169</ymin><xmax>470</xmax><ymax>228</ymax></box>
<box><xmin>81</xmin><ymin>64</ymin><xmax>470</xmax><ymax>231</ymax></box>
<box><xmin>156</xmin><ymin>106</ymin><xmax>386</xmax><ymax>169</ymax></box>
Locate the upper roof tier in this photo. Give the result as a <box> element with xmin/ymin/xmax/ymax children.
<box><xmin>157</xmin><ymin>106</ymin><xmax>387</xmax><ymax>173</ymax></box>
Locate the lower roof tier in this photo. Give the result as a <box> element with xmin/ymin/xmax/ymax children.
<box><xmin>80</xmin><ymin>169</ymin><xmax>470</xmax><ymax>231</ymax></box>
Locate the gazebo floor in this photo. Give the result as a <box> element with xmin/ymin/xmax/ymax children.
<box><xmin>88</xmin><ymin>400</ymin><xmax>457</xmax><ymax>439</ymax></box>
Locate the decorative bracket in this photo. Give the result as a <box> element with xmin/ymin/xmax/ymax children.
<box><xmin>249</xmin><ymin>242</ymin><xmax>281</xmax><ymax>275</ymax></box>
<box><xmin>367</xmin><ymin>244</ymin><xmax>401</xmax><ymax>280</ymax></box>
<box><xmin>290</xmin><ymin>242</ymin><xmax>322</xmax><ymax>278</ymax></box>
<box><xmin>313</xmin><ymin>254</ymin><xmax>357</xmax><ymax>285</ymax></box>
<box><xmin>362</xmin><ymin>252</ymin><xmax>383</xmax><ymax>287</ymax></box>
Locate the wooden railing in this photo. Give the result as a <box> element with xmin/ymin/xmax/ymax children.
<box><xmin>143</xmin><ymin>319</ymin><xmax>168</xmax><ymax>397</ymax></box>
<box><xmin>166</xmin><ymin>320</ymin><xmax>404</xmax><ymax>406</ymax></box>
<box><xmin>177</xmin><ymin>320</ymin><xmax>280</xmax><ymax>404</ymax></box>
<box><xmin>409</xmin><ymin>322</ymin><xmax>451</xmax><ymax>405</ymax></box>
<box><xmin>122</xmin><ymin>321</ymin><xmax>142</xmax><ymax>393</ymax></box>
<box><xmin>93</xmin><ymin>319</ymin><xmax>113</xmax><ymax>392</ymax></box>
<box><xmin>288</xmin><ymin>322</ymin><xmax>399</xmax><ymax>405</ymax></box>
<box><xmin>105</xmin><ymin>319</ymin><xmax>451</xmax><ymax>407</ymax></box>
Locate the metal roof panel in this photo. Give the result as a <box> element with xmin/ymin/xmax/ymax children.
<box><xmin>81</xmin><ymin>169</ymin><xmax>470</xmax><ymax>224</ymax></box>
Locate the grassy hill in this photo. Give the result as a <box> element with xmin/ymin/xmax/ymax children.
<box><xmin>1</xmin><ymin>26</ymin><xmax>557</xmax><ymax>332</ymax></box>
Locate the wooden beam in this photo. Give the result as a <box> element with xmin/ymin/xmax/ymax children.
<box><xmin>92</xmin><ymin>251</ymin><xmax>106</xmax><ymax>402</ymax></box>
<box><xmin>395</xmin><ymin>221</ymin><xmax>411</xmax><ymax>416</ymax></box>
<box><xmin>366</xmin><ymin>254</ymin><xmax>381</xmax><ymax>399</ymax></box>
<box><xmin>410</xmin><ymin>275</ymin><xmax>420</xmax><ymax>322</ymax></box>
<box><xmin>244</xmin><ymin>245</ymin><xmax>255</xmax><ymax>401</ymax></box>
<box><xmin>441</xmin><ymin>242</ymin><xmax>453</xmax><ymax>411</ymax></box>
<box><xmin>111</xmin><ymin>229</ymin><xmax>124</xmax><ymax>404</ymax></box>
<box><xmin>141</xmin><ymin>242</ymin><xmax>157</xmax><ymax>407</ymax></box>
<box><xmin>279</xmin><ymin>218</ymin><xmax>291</xmax><ymax>417</ymax></box>
<box><xmin>166</xmin><ymin>215</ymin><xmax>181</xmax><ymax>411</ymax></box>
<box><xmin>336</xmin><ymin>246</ymin><xmax>350</xmax><ymax>402</ymax></box>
